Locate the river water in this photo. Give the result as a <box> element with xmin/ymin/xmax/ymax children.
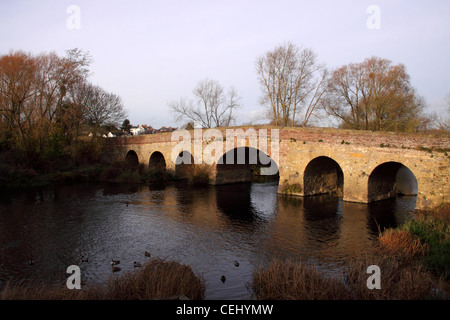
<box><xmin>0</xmin><ymin>181</ymin><xmax>416</xmax><ymax>299</ymax></box>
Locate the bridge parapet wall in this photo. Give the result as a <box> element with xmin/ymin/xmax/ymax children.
<box><xmin>105</xmin><ymin>127</ymin><xmax>449</xmax><ymax>210</ymax></box>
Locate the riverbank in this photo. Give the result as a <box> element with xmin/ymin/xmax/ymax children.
<box><xmin>0</xmin><ymin>150</ymin><xmax>169</xmax><ymax>189</ymax></box>
<box><xmin>252</xmin><ymin>203</ymin><xmax>450</xmax><ymax>300</ymax></box>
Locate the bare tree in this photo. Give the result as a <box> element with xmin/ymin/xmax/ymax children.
<box><xmin>256</xmin><ymin>42</ymin><xmax>326</xmax><ymax>127</ymax></box>
<box><xmin>84</xmin><ymin>83</ymin><xmax>127</xmax><ymax>130</ymax></box>
<box><xmin>438</xmin><ymin>93</ymin><xmax>450</xmax><ymax>131</ymax></box>
<box><xmin>169</xmin><ymin>78</ymin><xmax>240</xmax><ymax>128</ymax></box>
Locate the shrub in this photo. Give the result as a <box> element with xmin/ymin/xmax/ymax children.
<box><xmin>0</xmin><ymin>259</ymin><xmax>204</xmax><ymax>300</ymax></box>
<box><xmin>108</xmin><ymin>258</ymin><xmax>205</xmax><ymax>300</ymax></box>
<box><xmin>281</xmin><ymin>182</ymin><xmax>302</xmax><ymax>195</ymax></box>
<box><xmin>252</xmin><ymin>259</ymin><xmax>352</xmax><ymax>300</ymax></box>
<box><xmin>187</xmin><ymin>165</ymin><xmax>211</xmax><ymax>186</ymax></box>
<box><xmin>377</xmin><ymin>229</ymin><xmax>428</xmax><ymax>260</ymax></box>
<box><xmin>402</xmin><ymin>204</ymin><xmax>450</xmax><ymax>280</ymax></box>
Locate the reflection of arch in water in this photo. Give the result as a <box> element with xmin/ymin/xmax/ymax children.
<box><xmin>367</xmin><ymin>198</ymin><xmax>401</xmax><ymax>234</ymax></box>
<box><xmin>249</xmin><ymin>182</ymin><xmax>278</xmax><ymax>219</ymax></box>
<box><xmin>302</xmin><ymin>195</ymin><xmax>342</xmax><ymax>242</ymax></box>
<box><xmin>126</xmin><ymin>150</ymin><xmax>139</xmax><ymax>167</ymax></box>
<box><xmin>215</xmin><ymin>147</ymin><xmax>279</xmax><ymax>185</ymax></box>
<box><xmin>149</xmin><ymin>151</ymin><xmax>166</xmax><ymax>173</ymax></box>
<box><xmin>303</xmin><ymin>156</ymin><xmax>343</xmax><ymax>197</ymax></box>
<box><xmin>175</xmin><ymin>151</ymin><xmax>194</xmax><ymax>180</ymax></box>
<box><xmin>216</xmin><ymin>182</ymin><xmax>278</xmax><ymax>224</ymax></box>
<box><xmin>368</xmin><ymin>162</ymin><xmax>418</xmax><ymax>203</ymax></box>
<box><xmin>216</xmin><ymin>184</ymin><xmax>254</xmax><ymax>222</ymax></box>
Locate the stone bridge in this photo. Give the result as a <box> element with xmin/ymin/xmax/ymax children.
<box><xmin>105</xmin><ymin>126</ymin><xmax>450</xmax><ymax>210</ymax></box>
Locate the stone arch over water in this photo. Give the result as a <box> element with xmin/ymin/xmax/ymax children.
<box><xmin>215</xmin><ymin>146</ymin><xmax>279</xmax><ymax>185</ymax></box>
<box><xmin>303</xmin><ymin>156</ymin><xmax>344</xmax><ymax>197</ymax></box>
<box><xmin>368</xmin><ymin>162</ymin><xmax>418</xmax><ymax>202</ymax></box>
<box><xmin>125</xmin><ymin>150</ymin><xmax>139</xmax><ymax>167</ymax></box>
<box><xmin>149</xmin><ymin>151</ymin><xmax>166</xmax><ymax>174</ymax></box>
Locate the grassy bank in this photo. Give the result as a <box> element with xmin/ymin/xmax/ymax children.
<box><xmin>0</xmin><ymin>141</ymin><xmax>107</xmax><ymax>188</ymax></box>
<box><xmin>252</xmin><ymin>204</ymin><xmax>450</xmax><ymax>300</ymax></box>
<box><xmin>402</xmin><ymin>203</ymin><xmax>450</xmax><ymax>280</ymax></box>
<box><xmin>99</xmin><ymin>160</ymin><xmax>168</xmax><ymax>184</ymax></box>
<box><xmin>0</xmin><ymin>151</ymin><xmax>168</xmax><ymax>189</ymax></box>
<box><xmin>0</xmin><ymin>259</ymin><xmax>204</xmax><ymax>300</ymax></box>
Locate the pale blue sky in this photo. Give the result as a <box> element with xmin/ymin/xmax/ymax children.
<box><xmin>1</xmin><ymin>0</ymin><xmax>449</xmax><ymax>128</ymax></box>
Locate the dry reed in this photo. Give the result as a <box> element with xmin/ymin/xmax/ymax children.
<box><xmin>107</xmin><ymin>258</ymin><xmax>205</xmax><ymax>300</ymax></box>
<box><xmin>252</xmin><ymin>256</ymin><xmax>447</xmax><ymax>300</ymax></box>
<box><xmin>0</xmin><ymin>258</ymin><xmax>204</xmax><ymax>300</ymax></box>
<box><xmin>377</xmin><ymin>229</ymin><xmax>428</xmax><ymax>260</ymax></box>
<box><xmin>252</xmin><ymin>259</ymin><xmax>353</xmax><ymax>300</ymax></box>
<box><xmin>344</xmin><ymin>255</ymin><xmax>441</xmax><ymax>300</ymax></box>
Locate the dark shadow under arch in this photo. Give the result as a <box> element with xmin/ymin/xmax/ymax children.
<box><xmin>303</xmin><ymin>156</ymin><xmax>344</xmax><ymax>197</ymax></box>
<box><xmin>126</xmin><ymin>150</ymin><xmax>139</xmax><ymax>168</ymax></box>
<box><xmin>149</xmin><ymin>151</ymin><xmax>166</xmax><ymax>174</ymax></box>
<box><xmin>368</xmin><ymin>162</ymin><xmax>418</xmax><ymax>202</ymax></box>
<box><xmin>215</xmin><ymin>147</ymin><xmax>279</xmax><ymax>185</ymax></box>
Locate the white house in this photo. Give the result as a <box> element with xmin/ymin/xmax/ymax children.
<box><xmin>102</xmin><ymin>132</ymin><xmax>116</xmax><ymax>138</ymax></box>
<box><xmin>130</xmin><ymin>125</ymin><xmax>145</xmax><ymax>136</ymax></box>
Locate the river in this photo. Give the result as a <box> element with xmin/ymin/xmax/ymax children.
<box><xmin>0</xmin><ymin>180</ymin><xmax>416</xmax><ymax>299</ymax></box>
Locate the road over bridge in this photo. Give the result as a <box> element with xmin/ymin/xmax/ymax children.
<box><xmin>105</xmin><ymin>127</ymin><xmax>449</xmax><ymax>210</ymax></box>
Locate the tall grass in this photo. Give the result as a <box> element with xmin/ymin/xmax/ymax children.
<box><xmin>252</xmin><ymin>255</ymin><xmax>447</xmax><ymax>300</ymax></box>
<box><xmin>252</xmin><ymin>260</ymin><xmax>352</xmax><ymax>300</ymax></box>
<box><xmin>0</xmin><ymin>259</ymin><xmax>204</xmax><ymax>300</ymax></box>
<box><xmin>107</xmin><ymin>258</ymin><xmax>205</xmax><ymax>300</ymax></box>
<box><xmin>344</xmin><ymin>255</ymin><xmax>443</xmax><ymax>300</ymax></box>
<box><xmin>402</xmin><ymin>203</ymin><xmax>450</xmax><ymax>280</ymax></box>
<box><xmin>99</xmin><ymin>161</ymin><xmax>167</xmax><ymax>184</ymax></box>
<box><xmin>377</xmin><ymin>229</ymin><xmax>428</xmax><ymax>260</ymax></box>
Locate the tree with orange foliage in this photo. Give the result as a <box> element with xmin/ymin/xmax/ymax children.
<box><xmin>322</xmin><ymin>57</ymin><xmax>425</xmax><ymax>132</ymax></box>
<box><xmin>0</xmin><ymin>49</ymin><xmax>126</xmax><ymax>157</ymax></box>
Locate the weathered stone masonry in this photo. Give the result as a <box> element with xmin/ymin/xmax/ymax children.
<box><xmin>105</xmin><ymin>127</ymin><xmax>450</xmax><ymax>210</ymax></box>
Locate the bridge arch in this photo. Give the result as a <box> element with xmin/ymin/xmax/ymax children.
<box><xmin>149</xmin><ymin>151</ymin><xmax>166</xmax><ymax>174</ymax></box>
<box><xmin>175</xmin><ymin>151</ymin><xmax>194</xmax><ymax>180</ymax></box>
<box><xmin>303</xmin><ymin>156</ymin><xmax>344</xmax><ymax>197</ymax></box>
<box><xmin>126</xmin><ymin>150</ymin><xmax>139</xmax><ymax>167</ymax></box>
<box><xmin>215</xmin><ymin>146</ymin><xmax>279</xmax><ymax>185</ymax></box>
<box><xmin>368</xmin><ymin>162</ymin><xmax>418</xmax><ymax>202</ymax></box>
